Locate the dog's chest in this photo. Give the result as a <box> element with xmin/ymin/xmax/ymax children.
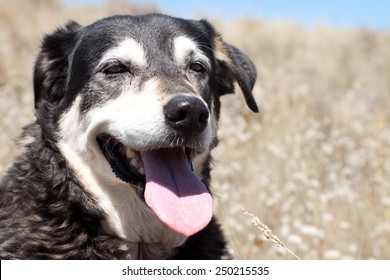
<box><xmin>108</xmin><ymin>194</ymin><xmax>188</xmax><ymax>259</ymax></box>
<box><xmin>59</xmin><ymin>142</ymin><xmax>188</xmax><ymax>259</ymax></box>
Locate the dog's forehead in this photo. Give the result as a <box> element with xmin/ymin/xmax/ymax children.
<box><xmin>97</xmin><ymin>35</ymin><xmax>211</xmax><ymax>69</ymax></box>
<box><xmin>82</xmin><ymin>15</ymin><xmax>215</xmax><ymax>66</ymax></box>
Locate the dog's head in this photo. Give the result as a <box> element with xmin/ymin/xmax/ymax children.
<box><xmin>33</xmin><ymin>14</ymin><xmax>258</xmax><ymax>241</ymax></box>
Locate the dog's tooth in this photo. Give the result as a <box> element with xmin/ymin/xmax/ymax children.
<box><xmin>126</xmin><ymin>149</ymin><xmax>135</xmax><ymax>159</ymax></box>
<box><xmin>130</xmin><ymin>158</ymin><xmax>139</xmax><ymax>168</ymax></box>
<box><xmin>138</xmin><ymin>167</ymin><xmax>145</xmax><ymax>175</ymax></box>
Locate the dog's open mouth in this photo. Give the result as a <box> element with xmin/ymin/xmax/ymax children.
<box><xmin>96</xmin><ymin>134</ymin><xmax>213</xmax><ymax>236</ymax></box>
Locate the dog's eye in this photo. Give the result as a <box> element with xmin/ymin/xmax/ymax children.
<box><xmin>189</xmin><ymin>62</ymin><xmax>206</xmax><ymax>73</ymax></box>
<box><xmin>104</xmin><ymin>64</ymin><xmax>129</xmax><ymax>75</ymax></box>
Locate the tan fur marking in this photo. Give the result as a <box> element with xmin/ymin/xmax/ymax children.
<box><xmin>213</xmin><ymin>35</ymin><xmax>232</xmax><ymax>65</ymax></box>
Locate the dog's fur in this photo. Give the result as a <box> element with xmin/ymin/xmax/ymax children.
<box><xmin>0</xmin><ymin>14</ymin><xmax>258</xmax><ymax>259</ymax></box>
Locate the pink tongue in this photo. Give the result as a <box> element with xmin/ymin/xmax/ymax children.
<box><xmin>141</xmin><ymin>149</ymin><xmax>213</xmax><ymax>236</ymax></box>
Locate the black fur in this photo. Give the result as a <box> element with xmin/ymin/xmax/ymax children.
<box><xmin>0</xmin><ymin>14</ymin><xmax>257</xmax><ymax>259</ymax></box>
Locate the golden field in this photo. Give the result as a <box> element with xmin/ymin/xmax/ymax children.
<box><xmin>1</xmin><ymin>0</ymin><xmax>390</xmax><ymax>259</ymax></box>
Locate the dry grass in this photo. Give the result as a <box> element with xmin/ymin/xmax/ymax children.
<box><xmin>243</xmin><ymin>208</ymin><xmax>301</xmax><ymax>260</ymax></box>
<box><xmin>212</xmin><ymin>19</ymin><xmax>390</xmax><ymax>259</ymax></box>
<box><xmin>1</xmin><ymin>0</ymin><xmax>390</xmax><ymax>259</ymax></box>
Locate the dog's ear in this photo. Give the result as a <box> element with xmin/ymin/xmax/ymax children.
<box><xmin>213</xmin><ymin>36</ymin><xmax>259</xmax><ymax>113</ymax></box>
<box><xmin>33</xmin><ymin>21</ymin><xmax>82</xmax><ymax>109</ymax></box>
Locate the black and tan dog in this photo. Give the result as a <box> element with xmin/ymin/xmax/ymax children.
<box><xmin>0</xmin><ymin>14</ymin><xmax>258</xmax><ymax>259</ymax></box>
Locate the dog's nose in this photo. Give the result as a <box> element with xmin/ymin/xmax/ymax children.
<box><xmin>164</xmin><ymin>95</ymin><xmax>209</xmax><ymax>135</ymax></box>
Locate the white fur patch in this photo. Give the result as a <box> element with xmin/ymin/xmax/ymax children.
<box><xmin>88</xmin><ymin>80</ymin><xmax>170</xmax><ymax>150</ymax></box>
<box><xmin>99</xmin><ymin>38</ymin><xmax>147</xmax><ymax>67</ymax></box>
<box><xmin>174</xmin><ymin>36</ymin><xmax>197</xmax><ymax>63</ymax></box>
<box><xmin>173</xmin><ymin>36</ymin><xmax>211</xmax><ymax>68</ymax></box>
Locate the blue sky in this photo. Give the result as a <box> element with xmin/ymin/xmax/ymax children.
<box><xmin>65</xmin><ymin>0</ymin><xmax>390</xmax><ymax>29</ymax></box>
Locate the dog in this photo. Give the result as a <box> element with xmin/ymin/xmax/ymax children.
<box><xmin>0</xmin><ymin>14</ymin><xmax>258</xmax><ymax>259</ymax></box>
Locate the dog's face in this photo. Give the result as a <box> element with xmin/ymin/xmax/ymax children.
<box><xmin>33</xmin><ymin>14</ymin><xmax>257</xmax><ymax>252</ymax></box>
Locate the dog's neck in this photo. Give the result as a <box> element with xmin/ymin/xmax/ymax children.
<box><xmin>96</xmin><ymin>179</ymin><xmax>188</xmax><ymax>259</ymax></box>
<box><xmin>57</xmin><ymin>141</ymin><xmax>188</xmax><ymax>259</ymax></box>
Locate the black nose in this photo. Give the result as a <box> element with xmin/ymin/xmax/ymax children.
<box><xmin>164</xmin><ymin>95</ymin><xmax>209</xmax><ymax>136</ymax></box>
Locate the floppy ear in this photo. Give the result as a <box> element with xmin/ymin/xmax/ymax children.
<box><xmin>214</xmin><ymin>37</ymin><xmax>259</xmax><ymax>113</ymax></box>
<box><xmin>33</xmin><ymin>21</ymin><xmax>82</xmax><ymax>109</ymax></box>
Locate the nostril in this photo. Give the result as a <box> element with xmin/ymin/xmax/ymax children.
<box><xmin>199</xmin><ymin>111</ymin><xmax>209</xmax><ymax>124</ymax></box>
<box><xmin>175</xmin><ymin>109</ymin><xmax>188</xmax><ymax>123</ymax></box>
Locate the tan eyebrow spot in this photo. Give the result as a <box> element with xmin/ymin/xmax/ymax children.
<box><xmin>213</xmin><ymin>35</ymin><xmax>232</xmax><ymax>65</ymax></box>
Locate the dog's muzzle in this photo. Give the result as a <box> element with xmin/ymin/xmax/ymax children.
<box><xmin>96</xmin><ymin>95</ymin><xmax>213</xmax><ymax>237</ymax></box>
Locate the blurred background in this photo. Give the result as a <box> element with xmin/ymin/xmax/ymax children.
<box><xmin>1</xmin><ymin>0</ymin><xmax>390</xmax><ymax>259</ymax></box>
